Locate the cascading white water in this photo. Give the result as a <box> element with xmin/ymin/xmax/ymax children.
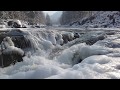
<box><xmin>20</xmin><ymin>29</ymin><xmax>108</xmax><ymax>64</ymax></box>
<box><xmin>1</xmin><ymin>28</ymin><xmax>120</xmax><ymax>79</ymax></box>
<box><xmin>22</xmin><ymin>29</ymin><xmax>65</xmax><ymax>57</ymax></box>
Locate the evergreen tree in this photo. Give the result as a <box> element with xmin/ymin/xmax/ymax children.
<box><xmin>60</xmin><ymin>11</ymin><xmax>93</xmax><ymax>25</ymax></box>
<box><xmin>46</xmin><ymin>14</ymin><xmax>52</xmax><ymax>26</ymax></box>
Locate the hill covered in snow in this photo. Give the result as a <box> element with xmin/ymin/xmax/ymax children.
<box><xmin>70</xmin><ymin>11</ymin><xmax>120</xmax><ymax>28</ymax></box>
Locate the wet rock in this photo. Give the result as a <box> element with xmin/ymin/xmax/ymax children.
<box><xmin>0</xmin><ymin>29</ymin><xmax>31</xmax><ymax>50</ymax></box>
<box><xmin>0</xmin><ymin>52</ymin><xmax>24</xmax><ymax>68</ymax></box>
<box><xmin>86</xmin><ymin>35</ymin><xmax>106</xmax><ymax>45</ymax></box>
<box><xmin>106</xmin><ymin>31</ymin><xmax>115</xmax><ymax>35</ymax></box>
<box><xmin>93</xmin><ymin>25</ymin><xmax>98</xmax><ymax>28</ymax></box>
<box><xmin>74</xmin><ymin>32</ymin><xmax>80</xmax><ymax>39</ymax></box>
<box><xmin>62</xmin><ymin>33</ymin><xmax>74</xmax><ymax>44</ymax></box>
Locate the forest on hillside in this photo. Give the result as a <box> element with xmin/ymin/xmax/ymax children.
<box><xmin>0</xmin><ymin>11</ymin><xmax>46</xmax><ymax>24</ymax></box>
<box><xmin>60</xmin><ymin>11</ymin><xmax>94</xmax><ymax>25</ymax></box>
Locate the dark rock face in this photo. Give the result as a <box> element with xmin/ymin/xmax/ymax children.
<box><xmin>0</xmin><ymin>52</ymin><xmax>24</xmax><ymax>68</ymax></box>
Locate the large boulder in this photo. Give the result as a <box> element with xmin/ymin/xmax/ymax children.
<box><xmin>6</xmin><ymin>29</ymin><xmax>31</xmax><ymax>49</ymax></box>
<box><xmin>0</xmin><ymin>37</ymin><xmax>25</xmax><ymax>68</ymax></box>
<box><xmin>0</xmin><ymin>29</ymin><xmax>31</xmax><ymax>50</ymax></box>
<box><xmin>0</xmin><ymin>51</ymin><xmax>25</xmax><ymax>68</ymax></box>
<box><xmin>7</xmin><ymin>20</ymin><xmax>22</xmax><ymax>28</ymax></box>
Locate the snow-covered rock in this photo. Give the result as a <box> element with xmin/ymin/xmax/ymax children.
<box><xmin>7</xmin><ymin>19</ymin><xmax>22</xmax><ymax>28</ymax></box>
<box><xmin>0</xmin><ymin>36</ymin><xmax>25</xmax><ymax>67</ymax></box>
<box><xmin>0</xmin><ymin>25</ymin><xmax>6</xmax><ymax>28</ymax></box>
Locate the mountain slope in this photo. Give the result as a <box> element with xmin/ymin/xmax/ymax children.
<box><xmin>70</xmin><ymin>11</ymin><xmax>120</xmax><ymax>28</ymax></box>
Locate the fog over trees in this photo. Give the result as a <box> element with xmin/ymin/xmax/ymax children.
<box><xmin>60</xmin><ymin>11</ymin><xmax>93</xmax><ymax>25</ymax></box>
<box><xmin>45</xmin><ymin>14</ymin><xmax>52</xmax><ymax>26</ymax></box>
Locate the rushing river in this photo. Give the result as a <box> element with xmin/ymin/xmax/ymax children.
<box><xmin>0</xmin><ymin>28</ymin><xmax>120</xmax><ymax>79</ymax></box>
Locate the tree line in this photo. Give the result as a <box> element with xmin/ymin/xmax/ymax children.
<box><xmin>0</xmin><ymin>11</ymin><xmax>95</xmax><ymax>26</ymax></box>
<box><xmin>59</xmin><ymin>11</ymin><xmax>93</xmax><ymax>25</ymax></box>
<box><xmin>0</xmin><ymin>11</ymin><xmax>52</xmax><ymax>25</ymax></box>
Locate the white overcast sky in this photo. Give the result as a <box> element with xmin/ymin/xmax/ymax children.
<box><xmin>43</xmin><ymin>11</ymin><xmax>57</xmax><ymax>16</ymax></box>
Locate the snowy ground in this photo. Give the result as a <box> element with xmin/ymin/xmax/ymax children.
<box><xmin>1</xmin><ymin>28</ymin><xmax>120</xmax><ymax>79</ymax></box>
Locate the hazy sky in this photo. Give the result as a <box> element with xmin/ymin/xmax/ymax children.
<box><xmin>43</xmin><ymin>11</ymin><xmax>57</xmax><ymax>16</ymax></box>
